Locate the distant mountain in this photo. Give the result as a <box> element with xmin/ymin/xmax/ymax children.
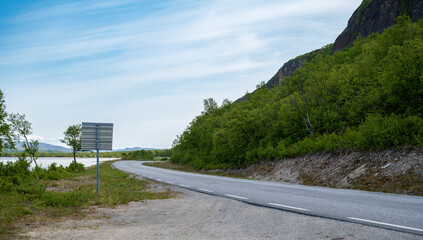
<box><xmin>113</xmin><ymin>147</ymin><xmax>158</xmax><ymax>152</ymax></box>
<box><xmin>12</xmin><ymin>142</ymin><xmax>71</xmax><ymax>153</ymax></box>
<box><xmin>38</xmin><ymin>142</ymin><xmax>71</xmax><ymax>153</ymax></box>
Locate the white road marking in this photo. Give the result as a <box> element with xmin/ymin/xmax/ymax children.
<box><xmin>225</xmin><ymin>194</ymin><xmax>248</xmax><ymax>200</ymax></box>
<box><xmin>179</xmin><ymin>184</ymin><xmax>191</xmax><ymax>188</ymax></box>
<box><xmin>268</xmin><ymin>203</ymin><xmax>309</xmax><ymax>211</ymax></box>
<box><xmin>198</xmin><ymin>188</ymin><xmax>213</xmax><ymax>193</ymax></box>
<box><xmin>166</xmin><ymin>181</ymin><xmax>174</xmax><ymax>184</ymax></box>
<box><xmin>348</xmin><ymin>217</ymin><xmax>423</xmax><ymax>232</ymax></box>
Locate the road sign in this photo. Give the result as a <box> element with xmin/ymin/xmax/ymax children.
<box><xmin>81</xmin><ymin>122</ymin><xmax>113</xmax><ymax>150</ymax></box>
<box><xmin>81</xmin><ymin>122</ymin><xmax>113</xmax><ymax>195</ymax></box>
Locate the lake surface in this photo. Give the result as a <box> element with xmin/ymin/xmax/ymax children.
<box><xmin>0</xmin><ymin>157</ymin><xmax>118</xmax><ymax>169</ymax></box>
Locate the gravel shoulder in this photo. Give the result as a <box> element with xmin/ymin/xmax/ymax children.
<box><xmin>22</xmin><ymin>183</ymin><xmax>422</xmax><ymax>240</ymax></box>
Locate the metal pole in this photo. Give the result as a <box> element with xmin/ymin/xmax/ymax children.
<box><xmin>96</xmin><ymin>124</ymin><xmax>99</xmax><ymax>195</ymax></box>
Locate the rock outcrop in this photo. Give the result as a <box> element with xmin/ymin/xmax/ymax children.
<box><xmin>333</xmin><ymin>0</ymin><xmax>423</xmax><ymax>51</ymax></box>
<box><xmin>265</xmin><ymin>58</ymin><xmax>303</xmax><ymax>88</ymax></box>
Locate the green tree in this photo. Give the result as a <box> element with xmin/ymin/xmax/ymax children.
<box><xmin>61</xmin><ymin>124</ymin><xmax>82</xmax><ymax>173</ymax></box>
<box><xmin>202</xmin><ymin>98</ymin><xmax>218</xmax><ymax>115</ymax></box>
<box><xmin>0</xmin><ymin>90</ymin><xmax>14</xmax><ymax>154</ymax></box>
<box><xmin>221</xmin><ymin>99</ymin><xmax>232</xmax><ymax>107</ymax></box>
<box><xmin>8</xmin><ymin>113</ymin><xmax>39</xmax><ymax>167</ymax></box>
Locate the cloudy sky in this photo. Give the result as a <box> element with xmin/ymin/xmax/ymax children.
<box><xmin>0</xmin><ymin>0</ymin><xmax>361</xmax><ymax>149</ymax></box>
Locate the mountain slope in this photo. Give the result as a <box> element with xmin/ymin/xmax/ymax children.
<box><xmin>257</xmin><ymin>0</ymin><xmax>423</xmax><ymax>91</ymax></box>
<box><xmin>172</xmin><ymin>3</ymin><xmax>423</xmax><ymax>169</ymax></box>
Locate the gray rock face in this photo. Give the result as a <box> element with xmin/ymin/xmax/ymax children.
<box><xmin>410</xmin><ymin>0</ymin><xmax>423</xmax><ymax>21</ymax></box>
<box><xmin>263</xmin><ymin>47</ymin><xmax>325</xmax><ymax>90</ymax></box>
<box><xmin>333</xmin><ymin>0</ymin><xmax>423</xmax><ymax>52</ymax></box>
<box><xmin>266</xmin><ymin>58</ymin><xmax>303</xmax><ymax>88</ymax></box>
<box><xmin>236</xmin><ymin>57</ymin><xmax>304</xmax><ymax>102</ymax></box>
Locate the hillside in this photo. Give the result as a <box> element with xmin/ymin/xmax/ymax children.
<box><xmin>237</xmin><ymin>0</ymin><xmax>423</xmax><ymax>95</ymax></box>
<box><xmin>171</xmin><ymin>1</ymin><xmax>423</xmax><ymax>170</ymax></box>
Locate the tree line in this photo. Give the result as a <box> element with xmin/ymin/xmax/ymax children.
<box><xmin>171</xmin><ymin>16</ymin><xmax>423</xmax><ymax>169</ymax></box>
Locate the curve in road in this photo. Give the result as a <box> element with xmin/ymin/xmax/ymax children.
<box><xmin>113</xmin><ymin>160</ymin><xmax>423</xmax><ymax>236</ymax></box>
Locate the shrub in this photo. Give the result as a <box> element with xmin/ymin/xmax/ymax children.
<box><xmin>15</xmin><ymin>180</ymin><xmax>45</xmax><ymax>195</ymax></box>
<box><xmin>66</xmin><ymin>162</ymin><xmax>85</xmax><ymax>173</ymax></box>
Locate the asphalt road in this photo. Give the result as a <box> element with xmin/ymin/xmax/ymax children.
<box><xmin>113</xmin><ymin>160</ymin><xmax>423</xmax><ymax>236</ymax></box>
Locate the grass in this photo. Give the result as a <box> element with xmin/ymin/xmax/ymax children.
<box><xmin>0</xmin><ymin>160</ymin><xmax>173</xmax><ymax>239</ymax></box>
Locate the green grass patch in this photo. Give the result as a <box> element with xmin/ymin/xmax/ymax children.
<box><xmin>84</xmin><ymin>161</ymin><xmax>172</xmax><ymax>206</ymax></box>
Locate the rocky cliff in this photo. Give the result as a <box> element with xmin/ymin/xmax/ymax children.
<box><xmin>265</xmin><ymin>58</ymin><xmax>302</xmax><ymax>88</ymax></box>
<box><xmin>260</xmin><ymin>0</ymin><xmax>423</xmax><ymax>90</ymax></box>
<box><xmin>333</xmin><ymin>0</ymin><xmax>423</xmax><ymax>51</ymax></box>
<box><xmin>265</xmin><ymin>47</ymin><xmax>329</xmax><ymax>88</ymax></box>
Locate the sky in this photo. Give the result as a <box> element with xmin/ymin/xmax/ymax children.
<box><xmin>0</xmin><ymin>0</ymin><xmax>362</xmax><ymax>150</ymax></box>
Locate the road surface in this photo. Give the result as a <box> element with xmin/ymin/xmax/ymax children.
<box><xmin>113</xmin><ymin>160</ymin><xmax>423</xmax><ymax>236</ymax></box>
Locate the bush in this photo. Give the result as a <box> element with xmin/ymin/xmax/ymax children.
<box><xmin>66</xmin><ymin>162</ymin><xmax>85</xmax><ymax>173</ymax></box>
<box><xmin>0</xmin><ymin>179</ymin><xmax>14</xmax><ymax>192</ymax></box>
<box><xmin>15</xmin><ymin>180</ymin><xmax>45</xmax><ymax>195</ymax></box>
<box><xmin>0</xmin><ymin>157</ymin><xmax>35</xmax><ymax>193</ymax></box>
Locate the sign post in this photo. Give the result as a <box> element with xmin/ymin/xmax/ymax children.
<box><xmin>81</xmin><ymin>122</ymin><xmax>113</xmax><ymax>195</ymax></box>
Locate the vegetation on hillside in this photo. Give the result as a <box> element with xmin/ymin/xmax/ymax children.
<box><xmin>171</xmin><ymin>17</ymin><xmax>423</xmax><ymax>170</ymax></box>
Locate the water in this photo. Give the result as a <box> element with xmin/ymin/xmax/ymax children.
<box><xmin>0</xmin><ymin>157</ymin><xmax>118</xmax><ymax>169</ymax></box>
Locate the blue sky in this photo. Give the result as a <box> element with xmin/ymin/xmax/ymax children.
<box><xmin>0</xmin><ymin>0</ymin><xmax>361</xmax><ymax>149</ymax></box>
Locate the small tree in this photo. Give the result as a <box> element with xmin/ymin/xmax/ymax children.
<box><xmin>0</xmin><ymin>90</ymin><xmax>14</xmax><ymax>155</ymax></box>
<box><xmin>256</xmin><ymin>81</ymin><xmax>266</xmax><ymax>90</ymax></box>
<box><xmin>202</xmin><ymin>98</ymin><xmax>218</xmax><ymax>115</ymax></box>
<box><xmin>61</xmin><ymin>124</ymin><xmax>81</xmax><ymax>173</ymax></box>
<box><xmin>221</xmin><ymin>98</ymin><xmax>232</xmax><ymax>107</ymax></box>
<box><xmin>8</xmin><ymin>113</ymin><xmax>39</xmax><ymax>166</ymax></box>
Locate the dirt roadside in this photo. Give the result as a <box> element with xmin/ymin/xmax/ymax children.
<box><xmin>153</xmin><ymin>147</ymin><xmax>422</xmax><ymax>196</ymax></box>
<box><xmin>242</xmin><ymin>147</ymin><xmax>423</xmax><ymax>195</ymax></box>
<box><xmin>21</xmin><ymin>183</ymin><xmax>421</xmax><ymax>240</ymax></box>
